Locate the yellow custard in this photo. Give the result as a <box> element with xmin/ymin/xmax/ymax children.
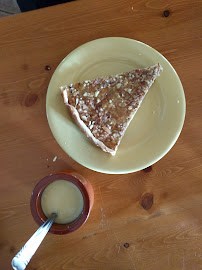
<box><xmin>41</xmin><ymin>180</ymin><xmax>84</xmax><ymax>224</ymax></box>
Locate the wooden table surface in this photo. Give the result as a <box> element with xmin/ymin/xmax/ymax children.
<box><xmin>0</xmin><ymin>0</ymin><xmax>201</xmax><ymax>269</ymax></box>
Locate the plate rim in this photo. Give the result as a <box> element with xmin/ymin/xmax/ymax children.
<box><xmin>46</xmin><ymin>37</ymin><xmax>186</xmax><ymax>174</ymax></box>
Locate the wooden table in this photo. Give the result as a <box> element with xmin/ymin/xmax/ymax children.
<box><xmin>0</xmin><ymin>1</ymin><xmax>201</xmax><ymax>269</ymax></box>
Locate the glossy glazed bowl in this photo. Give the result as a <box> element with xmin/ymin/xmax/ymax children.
<box><xmin>30</xmin><ymin>171</ymin><xmax>94</xmax><ymax>235</ymax></box>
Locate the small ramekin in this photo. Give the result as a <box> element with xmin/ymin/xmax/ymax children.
<box><xmin>30</xmin><ymin>171</ymin><xmax>94</xmax><ymax>235</ymax></box>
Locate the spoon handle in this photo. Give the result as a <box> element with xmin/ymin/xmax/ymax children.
<box><xmin>11</xmin><ymin>213</ymin><xmax>57</xmax><ymax>270</ymax></box>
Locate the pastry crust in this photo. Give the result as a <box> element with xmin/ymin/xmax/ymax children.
<box><xmin>62</xmin><ymin>89</ymin><xmax>116</xmax><ymax>155</ymax></box>
<box><xmin>60</xmin><ymin>64</ymin><xmax>163</xmax><ymax>155</ymax></box>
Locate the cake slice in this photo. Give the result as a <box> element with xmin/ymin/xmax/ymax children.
<box><xmin>60</xmin><ymin>64</ymin><xmax>163</xmax><ymax>155</ymax></box>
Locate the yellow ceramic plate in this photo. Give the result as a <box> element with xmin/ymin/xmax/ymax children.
<box><xmin>46</xmin><ymin>37</ymin><xmax>186</xmax><ymax>174</ymax></box>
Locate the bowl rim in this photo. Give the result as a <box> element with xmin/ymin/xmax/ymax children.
<box><xmin>30</xmin><ymin>171</ymin><xmax>91</xmax><ymax>235</ymax></box>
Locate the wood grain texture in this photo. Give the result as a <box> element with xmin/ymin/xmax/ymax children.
<box><xmin>0</xmin><ymin>0</ymin><xmax>202</xmax><ymax>269</ymax></box>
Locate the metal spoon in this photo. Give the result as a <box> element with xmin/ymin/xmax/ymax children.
<box><xmin>11</xmin><ymin>213</ymin><xmax>57</xmax><ymax>270</ymax></box>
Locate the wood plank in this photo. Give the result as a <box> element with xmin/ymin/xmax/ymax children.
<box><xmin>0</xmin><ymin>0</ymin><xmax>201</xmax><ymax>269</ymax></box>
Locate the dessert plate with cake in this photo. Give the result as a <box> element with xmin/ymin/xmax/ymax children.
<box><xmin>46</xmin><ymin>37</ymin><xmax>186</xmax><ymax>174</ymax></box>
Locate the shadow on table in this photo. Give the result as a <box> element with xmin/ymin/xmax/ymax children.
<box><xmin>17</xmin><ymin>0</ymin><xmax>76</xmax><ymax>12</ymax></box>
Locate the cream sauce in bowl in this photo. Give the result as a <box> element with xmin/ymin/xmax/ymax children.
<box><xmin>41</xmin><ymin>180</ymin><xmax>84</xmax><ymax>224</ymax></box>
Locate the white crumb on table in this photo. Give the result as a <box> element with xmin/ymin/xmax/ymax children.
<box><xmin>53</xmin><ymin>156</ymin><xmax>57</xmax><ymax>162</ymax></box>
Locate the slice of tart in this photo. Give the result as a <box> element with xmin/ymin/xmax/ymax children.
<box><xmin>60</xmin><ymin>64</ymin><xmax>163</xmax><ymax>155</ymax></box>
